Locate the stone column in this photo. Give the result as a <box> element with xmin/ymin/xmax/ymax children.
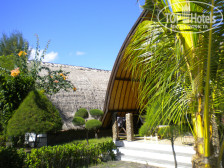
<box><xmin>126</xmin><ymin>113</ymin><xmax>134</xmax><ymax>141</ymax></box>
<box><xmin>112</xmin><ymin>112</ymin><xmax>118</xmax><ymax>141</ymax></box>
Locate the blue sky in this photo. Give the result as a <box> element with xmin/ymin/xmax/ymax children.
<box><xmin>1</xmin><ymin>0</ymin><xmax>144</xmax><ymax>70</ymax></box>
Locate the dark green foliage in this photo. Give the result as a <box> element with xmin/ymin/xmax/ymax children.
<box><xmin>90</xmin><ymin>109</ymin><xmax>104</xmax><ymax>118</ymax></box>
<box><xmin>0</xmin><ymin>135</ymin><xmax>6</xmax><ymax>147</ymax></box>
<box><xmin>75</xmin><ymin>108</ymin><xmax>89</xmax><ymax>119</ymax></box>
<box><xmin>85</xmin><ymin>119</ymin><xmax>102</xmax><ymax>130</ymax></box>
<box><xmin>7</xmin><ymin>90</ymin><xmax>62</xmax><ymax>136</ymax></box>
<box><xmin>0</xmin><ymin>147</ymin><xmax>26</xmax><ymax>168</ymax></box>
<box><xmin>73</xmin><ymin>117</ymin><xmax>85</xmax><ymax>126</ymax></box>
<box><xmin>0</xmin><ymin>32</ymin><xmax>29</xmax><ymax>56</ymax></box>
<box><xmin>0</xmin><ymin>54</ymin><xmax>15</xmax><ymax>71</ymax></box>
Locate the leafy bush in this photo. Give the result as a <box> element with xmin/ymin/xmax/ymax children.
<box><xmin>24</xmin><ymin>140</ymin><xmax>116</xmax><ymax>168</ymax></box>
<box><xmin>7</xmin><ymin>90</ymin><xmax>62</xmax><ymax>136</ymax></box>
<box><xmin>75</xmin><ymin>108</ymin><xmax>89</xmax><ymax>119</ymax></box>
<box><xmin>0</xmin><ymin>75</ymin><xmax>35</xmax><ymax>130</ymax></box>
<box><xmin>0</xmin><ymin>139</ymin><xmax>116</xmax><ymax>168</ymax></box>
<box><xmin>139</xmin><ymin>122</ymin><xmax>153</xmax><ymax>136</ymax></box>
<box><xmin>85</xmin><ymin>119</ymin><xmax>102</xmax><ymax>130</ymax></box>
<box><xmin>157</xmin><ymin>125</ymin><xmax>190</xmax><ymax>139</ymax></box>
<box><xmin>0</xmin><ymin>54</ymin><xmax>16</xmax><ymax>71</ymax></box>
<box><xmin>0</xmin><ymin>135</ymin><xmax>6</xmax><ymax>147</ymax></box>
<box><xmin>0</xmin><ymin>147</ymin><xmax>26</xmax><ymax>168</ymax></box>
<box><xmin>157</xmin><ymin>126</ymin><xmax>170</xmax><ymax>139</ymax></box>
<box><xmin>73</xmin><ymin>117</ymin><xmax>85</xmax><ymax>126</ymax></box>
<box><xmin>90</xmin><ymin>109</ymin><xmax>104</xmax><ymax>118</ymax></box>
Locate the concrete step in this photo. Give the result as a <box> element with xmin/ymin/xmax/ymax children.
<box><xmin>119</xmin><ymin>155</ymin><xmax>192</xmax><ymax>168</ymax></box>
<box><xmin>115</xmin><ymin>140</ymin><xmax>195</xmax><ymax>168</ymax></box>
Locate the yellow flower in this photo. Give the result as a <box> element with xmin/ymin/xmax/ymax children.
<box><xmin>73</xmin><ymin>87</ymin><xmax>77</xmax><ymax>92</ymax></box>
<box><xmin>11</xmin><ymin>68</ymin><xmax>20</xmax><ymax>77</ymax></box>
<box><xmin>18</xmin><ymin>51</ymin><xmax>27</xmax><ymax>57</ymax></box>
<box><xmin>59</xmin><ymin>73</ymin><xmax>67</xmax><ymax>80</ymax></box>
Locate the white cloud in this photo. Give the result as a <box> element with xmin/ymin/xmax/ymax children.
<box><xmin>76</xmin><ymin>51</ymin><xmax>86</xmax><ymax>56</ymax></box>
<box><xmin>44</xmin><ymin>51</ymin><xmax>58</xmax><ymax>62</ymax></box>
<box><xmin>29</xmin><ymin>49</ymin><xmax>58</xmax><ymax>62</ymax></box>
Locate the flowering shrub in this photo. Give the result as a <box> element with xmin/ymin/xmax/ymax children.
<box><xmin>10</xmin><ymin>68</ymin><xmax>20</xmax><ymax>77</ymax></box>
<box><xmin>18</xmin><ymin>51</ymin><xmax>27</xmax><ymax>57</ymax></box>
<box><xmin>0</xmin><ymin>35</ymin><xmax>75</xmax><ymax>133</ymax></box>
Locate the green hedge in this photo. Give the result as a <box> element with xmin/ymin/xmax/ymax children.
<box><xmin>85</xmin><ymin>119</ymin><xmax>102</xmax><ymax>130</ymax></box>
<box><xmin>7</xmin><ymin>90</ymin><xmax>62</xmax><ymax>136</ymax></box>
<box><xmin>75</xmin><ymin>108</ymin><xmax>89</xmax><ymax>119</ymax></box>
<box><xmin>0</xmin><ymin>147</ymin><xmax>26</xmax><ymax>168</ymax></box>
<box><xmin>73</xmin><ymin>117</ymin><xmax>85</xmax><ymax>126</ymax></box>
<box><xmin>89</xmin><ymin>109</ymin><xmax>104</xmax><ymax>118</ymax></box>
<box><xmin>0</xmin><ymin>140</ymin><xmax>116</xmax><ymax>168</ymax></box>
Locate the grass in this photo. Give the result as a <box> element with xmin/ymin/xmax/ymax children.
<box><xmin>67</xmin><ymin>137</ymin><xmax>112</xmax><ymax>145</ymax></box>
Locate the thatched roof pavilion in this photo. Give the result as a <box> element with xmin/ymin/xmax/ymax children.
<box><xmin>38</xmin><ymin>10</ymin><xmax>152</xmax><ymax>132</ymax></box>
<box><xmin>39</xmin><ymin>62</ymin><xmax>111</xmax><ymax>130</ymax></box>
<box><xmin>102</xmin><ymin>10</ymin><xmax>152</xmax><ymax>129</ymax></box>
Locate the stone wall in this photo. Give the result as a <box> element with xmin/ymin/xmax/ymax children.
<box><xmin>39</xmin><ymin>62</ymin><xmax>111</xmax><ymax>130</ymax></box>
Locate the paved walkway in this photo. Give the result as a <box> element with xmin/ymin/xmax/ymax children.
<box><xmin>90</xmin><ymin>161</ymin><xmax>158</xmax><ymax>168</ymax></box>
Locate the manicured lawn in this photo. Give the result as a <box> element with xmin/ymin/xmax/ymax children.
<box><xmin>67</xmin><ymin>136</ymin><xmax>113</xmax><ymax>145</ymax></box>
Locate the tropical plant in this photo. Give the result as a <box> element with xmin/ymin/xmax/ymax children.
<box><xmin>157</xmin><ymin>125</ymin><xmax>190</xmax><ymax>168</ymax></box>
<box><xmin>7</xmin><ymin>90</ymin><xmax>62</xmax><ymax>147</ymax></box>
<box><xmin>125</xmin><ymin>0</ymin><xmax>224</xmax><ymax>167</ymax></box>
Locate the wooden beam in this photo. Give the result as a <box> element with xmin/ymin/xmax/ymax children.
<box><xmin>115</xmin><ymin>77</ymin><xmax>139</xmax><ymax>82</ymax></box>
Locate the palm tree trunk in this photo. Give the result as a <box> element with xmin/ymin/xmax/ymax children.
<box><xmin>202</xmin><ymin>0</ymin><xmax>214</xmax><ymax>166</ymax></box>
<box><xmin>192</xmin><ymin>96</ymin><xmax>204</xmax><ymax>167</ymax></box>
<box><xmin>170</xmin><ymin>132</ymin><xmax>177</xmax><ymax>168</ymax></box>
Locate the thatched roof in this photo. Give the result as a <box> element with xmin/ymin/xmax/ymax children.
<box><xmin>102</xmin><ymin>10</ymin><xmax>153</xmax><ymax>128</ymax></box>
<box><xmin>39</xmin><ymin>62</ymin><xmax>111</xmax><ymax>130</ymax></box>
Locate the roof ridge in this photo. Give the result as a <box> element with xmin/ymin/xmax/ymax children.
<box><xmin>27</xmin><ymin>60</ymin><xmax>111</xmax><ymax>72</ymax></box>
